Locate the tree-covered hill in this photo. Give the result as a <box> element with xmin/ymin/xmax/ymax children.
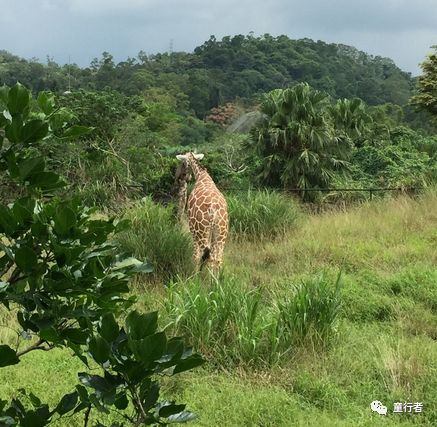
<box><xmin>190</xmin><ymin>35</ymin><xmax>413</xmax><ymax>112</ymax></box>
<box><xmin>0</xmin><ymin>34</ymin><xmax>414</xmax><ymax>117</ymax></box>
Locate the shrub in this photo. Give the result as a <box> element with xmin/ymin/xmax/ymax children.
<box><xmin>116</xmin><ymin>197</ymin><xmax>193</xmax><ymax>282</ymax></box>
<box><xmin>227</xmin><ymin>190</ymin><xmax>300</xmax><ymax>240</ymax></box>
<box><xmin>0</xmin><ymin>84</ymin><xmax>202</xmax><ymax>426</ymax></box>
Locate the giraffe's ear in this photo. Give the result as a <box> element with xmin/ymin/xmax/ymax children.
<box><xmin>193</xmin><ymin>153</ymin><xmax>204</xmax><ymax>160</ymax></box>
<box><xmin>176</xmin><ymin>154</ymin><xmax>188</xmax><ymax>161</ymax></box>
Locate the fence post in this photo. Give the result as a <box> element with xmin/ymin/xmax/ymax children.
<box><xmin>369</xmin><ymin>189</ymin><xmax>373</xmax><ymax>200</ymax></box>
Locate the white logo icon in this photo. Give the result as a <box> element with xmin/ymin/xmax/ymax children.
<box><xmin>371</xmin><ymin>400</ymin><xmax>388</xmax><ymax>415</ymax></box>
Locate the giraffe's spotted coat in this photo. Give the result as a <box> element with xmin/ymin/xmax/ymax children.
<box><xmin>177</xmin><ymin>152</ymin><xmax>229</xmax><ymax>272</ymax></box>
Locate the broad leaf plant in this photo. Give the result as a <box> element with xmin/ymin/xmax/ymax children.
<box><xmin>0</xmin><ymin>83</ymin><xmax>203</xmax><ymax>427</ymax></box>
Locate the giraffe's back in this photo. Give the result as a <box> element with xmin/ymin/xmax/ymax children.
<box><xmin>187</xmin><ymin>183</ymin><xmax>228</xmax><ymax>243</ymax></box>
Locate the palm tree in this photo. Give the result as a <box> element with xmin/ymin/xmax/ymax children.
<box><xmin>330</xmin><ymin>98</ymin><xmax>372</xmax><ymax>146</ymax></box>
<box><xmin>254</xmin><ymin>83</ymin><xmax>355</xmax><ymax>195</ymax></box>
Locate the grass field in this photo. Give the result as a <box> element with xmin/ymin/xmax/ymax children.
<box><xmin>1</xmin><ymin>191</ymin><xmax>436</xmax><ymax>426</ymax></box>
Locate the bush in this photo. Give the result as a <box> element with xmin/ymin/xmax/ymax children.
<box><xmin>227</xmin><ymin>190</ymin><xmax>301</xmax><ymax>240</ymax></box>
<box><xmin>116</xmin><ymin>197</ymin><xmax>193</xmax><ymax>282</ymax></box>
<box><xmin>0</xmin><ymin>84</ymin><xmax>202</xmax><ymax>426</ymax></box>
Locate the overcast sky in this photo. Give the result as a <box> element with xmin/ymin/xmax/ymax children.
<box><xmin>1</xmin><ymin>0</ymin><xmax>436</xmax><ymax>75</ymax></box>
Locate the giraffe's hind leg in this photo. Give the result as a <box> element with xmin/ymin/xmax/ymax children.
<box><xmin>192</xmin><ymin>232</ymin><xmax>212</xmax><ymax>272</ymax></box>
<box><xmin>192</xmin><ymin>242</ymin><xmax>202</xmax><ymax>271</ymax></box>
<box><xmin>208</xmin><ymin>220</ymin><xmax>227</xmax><ymax>273</ymax></box>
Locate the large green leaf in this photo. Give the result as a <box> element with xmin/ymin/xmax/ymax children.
<box><xmin>98</xmin><ymin>314</ymin><xmax>119</xmax><ymax>343</ymax></box>
<box><xmin>125</xmin><ymin>311</ymin><xmax>158</xmax><ymax>340</ymax></box>
<box><xmin>167</xmin><ymin>411</ymin><xmax>197</xmax><ymax>423</ymax></box>
<box><xmin>88</xmin><ymin>336</ymin><xmax>110</xmax><ymax>364</ymax></box>
<box><xmin>0</xmin><ymin>111</ymin><xmax>10</xmax><ymax>128</ymax></box>
<box><xmin>7</xmin><ymin>83</ymin><xmax>30</xmax><ymax>116</ymax></box>
<box><xmin>21</xmin><ymin>412</ymin><xmax>47</xmax><ymax>427</ymax></box>
<box><xmin>60</xmin><ymin>328</ymin><xmax>88</xmax><ymax>345</ymax></box>
<box><xmin>55</xmin><ymin>391</ymin><xmax>78</xmax><ymax>415</ymax></box>
<box><xmin>37</xmin><ymin>92</ymin><xmax>55</xmax><ymax>115</ymax></box>
<box><xmin>5</xmin><ymin>115</ymin><xmax>23</xmax><ymax>143</ymax></box>
<box><xmin>3</xmin><ymin>150</ymin><xmax>19</xmax><ymax>178</ymax></box>
<box><xmin>140</xmin><ymin>380</ymin><xmax>159</xmax><ymax>411</ymax></box>
<box><xmin>12</xmin><ymin>197</ymin><xmax>36</xmax><ymax>226</ymax></box>
<box><xmin>0</xmin><ymin>85</ymin><xmax>9</xmax><ymax>105</ymax></box>
<box><xmin>48</xmin><ymin>109</ymin><xmax>74</xmax><ymax>131</ymax></box>
<box><xmin>0</xmin><ymin>205</ymin><xmax>17</xmax><ymax>234</ymax></box>
<box><xmin>62</xmin><ymin>125</ymin><xmax>93</xmax><ymax>139</ymax></box>
<box><xmin>28</xmin><ymin>172</ymin><xmax>65</xmax><ymax>191</ymax></box>
<box><xmin>113</xmin><ymin>257</ymin><xmax>153</xmax><ymax>274</ymax></box>
<box><xmin>113</xmin><ymin>393</ymin><xmax>128</xmax><ymax>410</ymax></box>
<box><xmin>157</xmin><ymin>401</ymin><xmax>186</xmax><ymax>418</ymax></box>
<box><xmin>0</xmin><ymin>345</ymin><xmax>19</xmax><ymax>367</ymax></box>
<box><xmin>78</xmin><ymin>373</ymin><xmax>114</xmax><ymax>393</ymax></box>
<box><xmin>129</xmin><ymin>332</ymin><xmax>167</xmax><ymax>365</ymax></box>
<box><xmin>18</xmin><ymin>157</ymin><xmax>45</xmax><ymax>181</ymax></box>
<box><xmin>14</xmin><ymin>246</ymin><xmax>38</xmax><ymax>272</ymax></box>
<box><xmin>21</xmin><ymin>120</ymin><xmax>49</xmax><ymax>143</ymax></box>
<box><xmin>173</xmin><ymin>354</ymin><xmax>204</xmax><ymax>374</ymax></box>
<box><xmin>53</xmin><ymin>205</ymin><xmax>76</xmax><ymax>237</ymax></box>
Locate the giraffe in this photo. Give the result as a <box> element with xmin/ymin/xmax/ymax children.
<box><xmin>175</xmin><ymin>152</ymin><xmax>229</xmax><ymax>272</ymax></box>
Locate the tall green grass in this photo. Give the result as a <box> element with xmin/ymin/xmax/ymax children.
<box><xmin>275</xmin><ymin>273</ymin><xmax>342</xmax><ymax>344</ymax></box>
<box><xmin>162</xmin><ymin>273</ymin><xmax>342</xmax><ymax>367</ymax></box>
<box><xmin>115</xmin><ymin>191</ymin><xmax>300</xmax><ymax>282</ymax></box>
<box><xmin>227</xmin><ymin>189</ymin><xmax>300</xmax><ymax>240</ymax></box>
<box><xmin>116</xmin><ymin>197</ymin><xmax>193</xmax><ymax>282</ymax></box>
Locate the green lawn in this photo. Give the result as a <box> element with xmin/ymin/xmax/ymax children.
<box><xmin>1</xmin><ymin>192</ymin><xmax>436</xmax><ymax>426</ymax></box>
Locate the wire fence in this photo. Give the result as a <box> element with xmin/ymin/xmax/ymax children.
<box><xmin>223</xmin><ymin>187</ymin><xmax>420</xmax><ymax>200</ymax></box>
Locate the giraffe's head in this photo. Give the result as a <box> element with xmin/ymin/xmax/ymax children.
<box><xmin>176</xmin><ymin>153</ymin><xmax>204</xmax><ymax>178</ymax></box>
<box><xmin>175</xmin><ymin>152</ymin><xmax>205</xmax><ymax>181</ymax></box>
<box><xmin>175</xmin><ymin>153</ymin><xmax>204</xmax><ymax>162</ymax></box>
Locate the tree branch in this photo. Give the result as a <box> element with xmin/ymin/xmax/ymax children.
<box><xmin>16</xmin><ymin>339</ymin><xmax>52</xmax><ymax>357</ymax></box>
<box><xmin>83</xmin><ymin>405</ymin><xmax>91</xmax><ymax>427</ymax></box>
<box><xmin>130</xmin><ymin>386</ymin><xmax>148</xmax><ymax>427</ymax></box>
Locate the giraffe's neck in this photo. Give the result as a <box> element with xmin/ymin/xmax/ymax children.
<box><xmin>188</xmin><ymin>156</ymin><xmax>209</xmax><ymax>182</ymax></box>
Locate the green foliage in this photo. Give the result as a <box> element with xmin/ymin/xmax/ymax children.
<box><xmin>351</xmin><ymin>127</ymin><xmax>437</xmax><ymax>188</ymax></box>
<box><xmin>411</xmin><ymin>45</ymin><xmax>437</xmax><ymax>122</ymax></box>
<box><xmin>252</xmin><ymin>84</ymin><xmax>365</xmax><ymax>193</ymax></box>
<box><xmin>1</xmin><ymin>37</ymin><xmax>430</xmax><ymax>208</ymax></box>
<box><xmin>37</xmin><ymin>88</ymin><xmax>221</xmax><ymax>206</ymax></box>
<box><xmin>77</xmin><ymin>310</ymin><xmax>203</xmax><ymax>425</ymax></box>
<box><xmin>227</xmin><ymin>190</ymin><xmax>300</xmax><ymax>240</ymax></box>
<box><xmin>0</xmin><ymin>84</ymin><xmax>202</xmax><ymax>426</ymax></box>
<box><xmin>0</xmin><ymin>34</ymin><xmax>414</xmax><ymax>118</ymax></box>
<box><xmin>56</xmin><ymin>89</ymin><xmax>142</xmax><ymax>141</ymax></box>
<box><xmin>164</xmin><ymin>273</ymin><xmax>342</xmax><ymax>367</ymax></box>
<box><xmin>190</xmin><ymin>35</ymin><xmax>412</xmax><ymax>111</ymax></box>
<box><xmin>115</xmin><ymin>197</ymin><xmax>193</xmax><ymax>283</ymax></box>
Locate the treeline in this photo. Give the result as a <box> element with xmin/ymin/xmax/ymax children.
<box><xmin>1</xmin><ymin>35</ymin><xmax>436</xmax><ymax>207</ymax></box>
<box><xmin>0</xmin><ymin>35</ymin><xmax>414</xmax><ymax>117</ymax></box>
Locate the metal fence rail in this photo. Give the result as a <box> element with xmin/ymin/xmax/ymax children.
<box><xmin>224</xmin><ymin>187</ymin><xmax>420</xmax><ymax>200</ymax></box>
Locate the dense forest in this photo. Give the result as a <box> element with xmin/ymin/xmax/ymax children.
<box><xmin>0</xmin><ymin>35</ymin><xmax>416</xmax><ymax>114</ymax></box>
<box><xmin>0</xmin><ymin>34</ymin><xmax>436</xmax><ymax>206</ymax></box>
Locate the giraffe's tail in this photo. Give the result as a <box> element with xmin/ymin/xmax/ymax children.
<box><xmin>199</xmin><ymin>247</ymin><xmax>211</xmax><ymax>270</ymax></box>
